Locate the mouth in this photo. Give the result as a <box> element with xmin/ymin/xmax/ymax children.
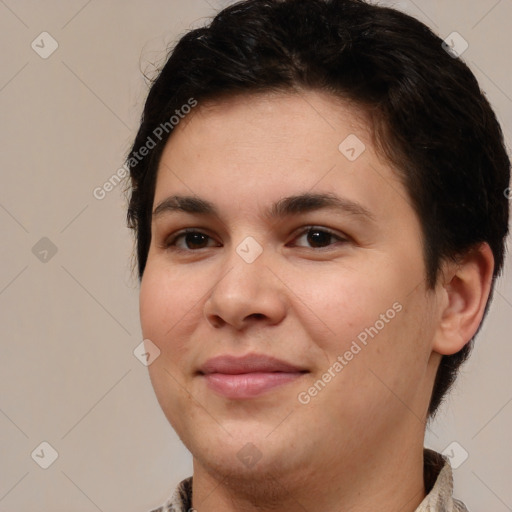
<box><xmin>197</xmin><ymin>353</ymin><xmax>309</xmax><ymax>399</ymax></box>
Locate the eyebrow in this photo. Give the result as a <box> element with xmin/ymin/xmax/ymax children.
<box><xmin>152</xmin><ymin>192</ymin><xmax>376</xmax><ymax>223</ymax></box>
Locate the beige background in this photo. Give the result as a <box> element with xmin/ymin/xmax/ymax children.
<box><xmin>0</xmin><ymin>1</ymin><xmax>511</xmax><ymax>511</ymax></box>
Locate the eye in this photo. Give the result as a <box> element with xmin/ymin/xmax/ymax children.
<box><xmin>163</xmin><ymin>229</ymin><xmax>220</xmax><ymax>251</ymax></box>
<box><xmin>162</xmin><ymin>226</ymin><xmax>348</xmax><ymax>253</ymax></box>
<box><xmin>291</xmin><ymin>227</ymin><xmax>348</xmax><ymax>249</ymax></box>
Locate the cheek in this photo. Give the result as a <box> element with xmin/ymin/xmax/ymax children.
<box><xmin>139</xmin><ymin>263</ymin><xmax>196</xmax><ymax>424</ymax></box>
<box><xmin>139</xmin><ymin>267</ymin><xmax>167</xmax><ymax>340</ymax></box>
<box><xmin>139</xmin><ymin>259</ymin><xmax>214</xmax><ymax>372</ymax></box>
<box><xmin>289</xmin><ymin>264</ymin><xmax>400</xmax><ymax>349</ymax></box>
<box><xmin>139</xmin><ymin>262</ymin><xmax>189</xmax><ymax>345</ymax></box>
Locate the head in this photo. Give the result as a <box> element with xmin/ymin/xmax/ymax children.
<box><xmin>126</xmin><ymin>0</ymin><xmax>509</xmax><ymax>490</ymax></box>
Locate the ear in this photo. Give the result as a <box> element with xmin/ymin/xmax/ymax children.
<box><xmin>432</xmin><ymin>242</ymin><xmax>495</xmax><ymax>356</ymax></box>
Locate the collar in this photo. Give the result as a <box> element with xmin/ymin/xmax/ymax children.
<box><xmin>417</xmin><ymin>449</ymin><xmax>468</xmax><ymax>511</ymax></box>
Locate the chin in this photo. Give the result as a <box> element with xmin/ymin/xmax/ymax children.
<box><xmin>190</xmin><ymin>428</ymin><xmax>308</xmax><ymax>479</ymax></box>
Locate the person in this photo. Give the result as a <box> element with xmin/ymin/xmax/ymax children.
<box><xmin>124</xmin><ymin>0</ymin><xmax>510</xmax><ymax>510</ymax></box>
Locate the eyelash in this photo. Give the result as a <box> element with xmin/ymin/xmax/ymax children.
<box><xmin>162</xmin><ymin>226</ymin><xmax>349</xmax><ymax>252</ymax></box>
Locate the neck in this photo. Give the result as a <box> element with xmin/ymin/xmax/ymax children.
<box><xmin>191</xmin><ymin>429</ymin><xmax>427</xmax><ymax>512</ymax></box>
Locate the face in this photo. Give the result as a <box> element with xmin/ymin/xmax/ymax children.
<box><xmin>139</xmin><ymin>91</ymin><xmax>442</xmax><ymax>485</ymax></box>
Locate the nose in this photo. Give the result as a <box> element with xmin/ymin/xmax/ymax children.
<box><xmin>203</xmin><ymin>245</ymin><xmax>288</xmax><ymax>330</ymax></box>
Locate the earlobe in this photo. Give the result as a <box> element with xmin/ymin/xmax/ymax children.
<box><xmin>432</xmin><ymin>242</ymin><xmax>495</xmax><ymax>356</ymax></box>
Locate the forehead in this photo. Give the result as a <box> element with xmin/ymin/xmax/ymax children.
<box><xmin>153</xmin><ymin>90</ymin><xmax>407</xmax><ymax>222</ymax></box>
<box><xmin>166</xmin><ymin>90</ymin><xmax>373</xmax><ymax>155</ymax></box>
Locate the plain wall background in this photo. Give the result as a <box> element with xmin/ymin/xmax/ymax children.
<box><xmin>0</xmin><ymin>1</ymin><xmax>511</xmax><ymax>510</ymax></box>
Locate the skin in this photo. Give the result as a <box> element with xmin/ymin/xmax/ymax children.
<box><xmin>139</xmin><ymin>90</ymin><xmax>494</xmax><ymax>512</ymax></box>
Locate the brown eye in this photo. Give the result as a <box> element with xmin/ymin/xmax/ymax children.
<box><xmin>165</xmin><ymin>230</ymin><xmax>218</xmax><ymax>251</ymax></box>
<box><xmin>293</xmin><ymin>227</ymin><xmax>348</xmax><ymax>249</ymax></box>
<box><xmin>182</xmin><ymin>232</ymin><xmax>209</xmax><ymax>249</ymax></box>
<box><xmin>306</xmin><ymin>229</ymin><xmax>334</xmax><ymax>248</ymax></box>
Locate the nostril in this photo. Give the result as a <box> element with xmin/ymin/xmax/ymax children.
<box><xmin>208</xmin><ymin>314</ymin><xmax>226</xmax><ymax>328</ymax></box>
<box><xmin>248</xmin><ymin>313</ymin><xmax>266</xmax><ymax>321</ymax></box>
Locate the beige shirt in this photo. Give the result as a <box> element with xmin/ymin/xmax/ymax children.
<box><xmin>149</xmin><ymin>449</ymin><xmax>468</xmax><ymax>512</ymax></box>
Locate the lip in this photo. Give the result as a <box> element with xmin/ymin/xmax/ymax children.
<box><xmin>198</xmin><ymin>353</ymin><xmax>308</xmax><ymax>399</ymax></box>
